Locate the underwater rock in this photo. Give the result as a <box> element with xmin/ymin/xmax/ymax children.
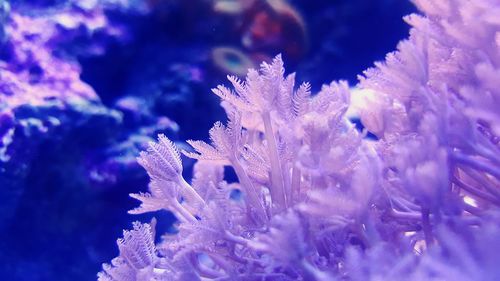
<box><xmin>0</xmin><ymin>3</ymin><xmax>179</xmax><ymax>280</ymax></box>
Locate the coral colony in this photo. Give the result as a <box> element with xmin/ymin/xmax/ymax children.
<box><xmin>0</xmin><ymin>0</ymin><xmax>434</xmax><ymax>281</ymax></box>
<box><xmin>98</xmin><ymin>0</ymin><xmax>500</xmax><ymax>280</ymax></box>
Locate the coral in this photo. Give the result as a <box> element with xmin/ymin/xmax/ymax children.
<box><xmin>0</xmin><ymin>0</ymin><xmax>179</xmax><ymax>191</ymax></box>
<box><xmin>0</xmin><ymin>7</ymin><xmax>121</xmax><ymax>227</ymax></box>
<box><xmin>101</xmin><ymin>0</ymin><xmax>500</xmax><ymax>279</ymax></box>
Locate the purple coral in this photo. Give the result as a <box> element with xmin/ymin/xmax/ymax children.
<box><xmin>100</xmin><ymin>0</ymin><xmax>500</xmax><ymax>280</ymax></box>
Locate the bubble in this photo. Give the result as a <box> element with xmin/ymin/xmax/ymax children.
<box><xmin>211</xmin><ymin>47</ymin><xmax>255</xmax><ymax>77</ymax></box>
